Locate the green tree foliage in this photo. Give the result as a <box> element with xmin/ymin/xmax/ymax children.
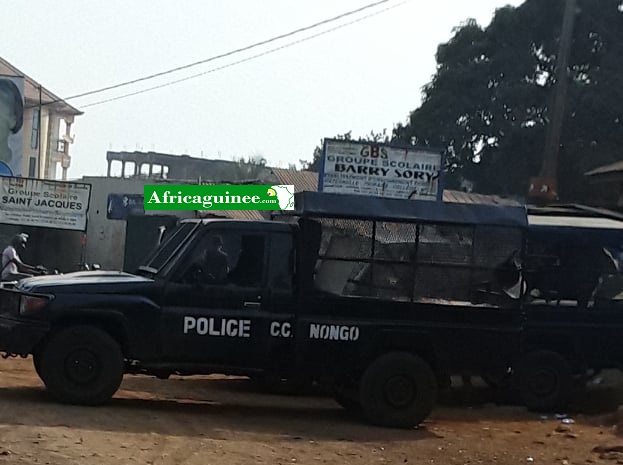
<box><xmin>393</xmin><ymin>0</ymin><xmax>623</xmax><ymax>201</ymax></box>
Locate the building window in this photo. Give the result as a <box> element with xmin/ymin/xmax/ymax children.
<box><xmin>31</xmin><ymin>109</ymin><xmax>40</xmax><ymax>149</ymax></box>
<box><xmin>28</xmin><ymin>157</ymin><xmax>37</xmax><ymax>177</ymax></box>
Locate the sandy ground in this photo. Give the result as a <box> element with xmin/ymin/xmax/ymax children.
<box><xmin>0</xmin><ymin>358</ymin><xmax>623</xmax><ymax>464</ymax></box>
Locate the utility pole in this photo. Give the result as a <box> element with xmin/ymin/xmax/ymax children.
<box><xmin>528</xmin><ymin>0</ymin><xmax>577</xmax><ymax>203</ymax></box>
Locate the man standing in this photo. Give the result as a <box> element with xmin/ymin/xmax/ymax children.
<box><xmin>1</xmin><ymin>233</ymin><xmax>37</xmax><ymax>281</ymax></box>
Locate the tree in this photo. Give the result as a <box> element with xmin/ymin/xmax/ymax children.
<box><xmin>235</xmin><ymin>154</ymin><xmax>268</xmax><ymax>179</ymax></box>
<box><xmin>392</xmin><ymin>0</ymin><xmax>623</xmax><ymax>201</ymax></box>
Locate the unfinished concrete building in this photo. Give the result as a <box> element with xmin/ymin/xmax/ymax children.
<box><xmin>106</xmin><ymin>151</ymin><xmax>273</xmax><ymax>182</ymax></box>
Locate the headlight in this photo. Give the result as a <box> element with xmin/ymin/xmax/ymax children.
<box><xmin>19</xmin><ymin>294</ymin><xmax>52</xmax><ymax>316</ymax></box>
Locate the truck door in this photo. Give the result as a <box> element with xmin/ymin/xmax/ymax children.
<box><xmin>160</xmin><ymin>226</ymin><xmax>296</xmax><ymax>370</ymax></box>
<box><xmin>161</xmin><ymin>227</ymin><xmax>268</xmax><ymax>367</ymax></box>
<box><xmin>260</xmin><ymin>230</ymin><xmax>297</xmax><ymax>373</ymax></box>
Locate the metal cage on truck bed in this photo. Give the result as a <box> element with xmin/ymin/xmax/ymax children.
<box><xmin>274</xmin><ymin>191</ymin><xmax>529</xmax><ymax>308</ymax></box>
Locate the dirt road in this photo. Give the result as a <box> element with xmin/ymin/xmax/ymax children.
<box><xmin>0</xmin><ymin>357</ymin><xmax>622</xmax><ymax>465</ymax></box>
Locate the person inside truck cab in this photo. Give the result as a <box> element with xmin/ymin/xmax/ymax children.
<box><xmin>200</xmin><ymin>235</ymin><xmax>230</xmax><ymax>282</ymax></box>
<box><xmin>1</xmin><ymin>233</ymin><xmax>38</xmax><ymax>281</ymax></box>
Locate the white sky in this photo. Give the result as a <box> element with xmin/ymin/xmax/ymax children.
<box><xmin>1</xmin><ymin>0</ymin><xmax>524</xmax><ymax>179</ymax></box>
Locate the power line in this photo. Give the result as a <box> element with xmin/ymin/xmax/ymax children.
<box><xmin>80</xmin><ymin>0</ymin><xmax>410</xmax><ymax>108</ymax></box>
<box><xmin>30</xmin><ymin>0</ymin><xmax>395</xmax><ymax>109</ymax></box>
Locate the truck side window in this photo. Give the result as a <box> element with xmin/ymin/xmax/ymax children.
<box><xmin>227</xmin><ymin>234</ymin><xmax>266</xmax><ymax>287</ymax></box>
<box><xmin>173</xmin><ymin>231</ymin><xmax>266</xmax><ymax>287</ymax></box>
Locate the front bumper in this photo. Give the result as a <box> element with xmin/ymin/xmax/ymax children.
<box><xmin>0</xmin><ymin>288</ymin><xmax>49</xmax><ymax>355</ymax></box>
<box><xmin>0</xmin><ymin>316</ymin><xmax>49</xmax><ymax>355</ymax></box>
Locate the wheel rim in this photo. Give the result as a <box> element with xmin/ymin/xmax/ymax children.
<box><xmin>384</xmin><ymin>375</ymin><xmax>416</xmax><ymax>408</ymax></box>
<box><xmin>527</xmin><ymin>367</ymin><xmax>558</xmax><ymax>397</ymax></box>
<box><xmin>64</xmin><ymin>348</ymin><xmax>101</xmax><ymax>385</ymax></box>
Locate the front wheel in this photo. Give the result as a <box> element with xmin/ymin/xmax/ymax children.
<box><xmin>39</xmin><ymin>326</ymin><xmax>124</xmax><ymax>406</ymax></box>
<box><xmin>360</xmin><ymin>352</ymin><xmax>437</xmax><ymax>428</ymax></box>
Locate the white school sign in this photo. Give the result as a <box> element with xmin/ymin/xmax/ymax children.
<box><xmin>319</xmin><ymin>139</ymin><xmax>443</xmax><ymax>201</ymax></box>
<box><xmin>0</xmin><ymin>177</ymin><xmax>91</xmax><ymax>231</ymax></box>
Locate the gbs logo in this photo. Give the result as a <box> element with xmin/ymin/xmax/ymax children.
<box><xmin>360</xmin><ymin>145</ymin><xmax>388</xmax><ymax>159</ymax></box>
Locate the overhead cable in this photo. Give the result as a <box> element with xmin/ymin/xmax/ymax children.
<box><xmin>80</xmin><ymin>0</ymin><xmax>410</xmax><ymax>108</ymax></box>
<box><xmin>31</xmin><ymin>0</ymin><xmax>397</xmax><ymax>108</ymax></box>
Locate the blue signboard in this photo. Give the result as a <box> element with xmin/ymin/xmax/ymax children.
<box><xmin>107</xmin><ymin>193</ymin><xmax>144</xmax><ymax>220</ymax></box>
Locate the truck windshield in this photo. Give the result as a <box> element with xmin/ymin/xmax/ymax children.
<box><xmin>137</xmin><ymin>222</ymin><xmax>199</xmax><ymax>275</ymax></box>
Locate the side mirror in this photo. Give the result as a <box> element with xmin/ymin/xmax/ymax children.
<box><xmin>91</xmin><ymin>263</ymin><xmax>101</xmax><ymax>271</ymax></box>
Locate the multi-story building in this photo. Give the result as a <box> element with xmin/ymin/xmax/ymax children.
<box><xmin>0</xmin><ymin>57</ymin><xmax>82</xmax><ymax>180</ymax></box>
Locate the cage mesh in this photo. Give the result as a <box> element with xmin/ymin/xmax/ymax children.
<box><xmin>417</xmin><ymin>224</ymin><xmax>473</xmax><ymax>266</ymax></box>
<box><xmin>473</xmin><ymin>226</ymin><xmax>522</xmax><ymax>268</ymax></box>
<box><xmin>318</xmin><ymin>218</ymin><xmax>373</xmax><ymax>259</ymax></box>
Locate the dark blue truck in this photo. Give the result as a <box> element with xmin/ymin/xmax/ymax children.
<box><xmin>0</xmin><ymin>192</ymin><xmax>621</xmax><ymax>428</ymax></box>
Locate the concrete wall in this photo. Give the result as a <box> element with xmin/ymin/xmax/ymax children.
<box><xmin>81</xmin><ymin>176</ymin><xmax>195</xmax><ymax>271</ymax></box>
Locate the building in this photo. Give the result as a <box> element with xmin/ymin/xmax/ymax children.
<box><xmin>106</xmin><ymin>151</ymin><xmax>273</xmax><ymax>182</ymax></box>
<box><xmin>0</xmin><ymin>57</ymin><xmax>82</xmax><ymax>180</ymax></box>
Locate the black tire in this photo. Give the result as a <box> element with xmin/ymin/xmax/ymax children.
<box><xmin>516</xmin><ymin>350</ymin><xmax>573</xmax><ymax>412</ymax></box>
<box><xmin>39</xmin><ymin>325</ymin><xmax>124</xmax><ymax>406</ymax></box>
<box><xmin>360</xmin><ymin>352</ymin><xmax>437</xmax><ymax>428</ymax></box>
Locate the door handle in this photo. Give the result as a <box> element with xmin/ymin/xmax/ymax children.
<box><xmin>244</xmin><ymin>301</ymin><xmax>261</xmax><ymax>308</ymax></box>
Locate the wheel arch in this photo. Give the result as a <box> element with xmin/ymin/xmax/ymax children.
<box><xmin>37</xmin><ymin>311</ymin><xmax>131</xmax><ymax>357</ymax></box>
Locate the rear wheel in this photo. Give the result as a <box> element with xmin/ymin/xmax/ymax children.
<box><xmin>39</xmin><ymin>326</ymin><xmax>124</xmax><ymax>406</ymax></box>
<box><xmin>360</xmin><ymin>352</ymin><xmax>437</xmax><ymax>428</ymax></box>
<box><xmin>516</xmin><ymin>350</ymin><xmax>573</xmax><ymax>412</ymax></box>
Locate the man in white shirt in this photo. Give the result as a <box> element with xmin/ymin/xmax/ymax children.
<box><xmin>1</xmin><ymin>233</ymin><xmax>37</xmax><ymax>281</ymax></box>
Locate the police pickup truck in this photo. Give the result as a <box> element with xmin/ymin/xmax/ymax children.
<box><xmin>1</xmin><ymin>191</ymin><xmax>605</xmax><ymax>428</ymax></box>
